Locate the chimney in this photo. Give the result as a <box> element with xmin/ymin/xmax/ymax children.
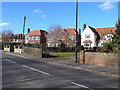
<box><xmin>83</xmin><ymin>24</ymin><xmax>86</xmax><ymax>31</ymax></box>
<box><xmin>78</xmin><ymin>28</ymin><xmax>81</xmax><ymax>35</ymax></box>
<box><xmin>115</xmin><ymin>21</ymin><xmax>117</xmax><ymax>27</ymax></box>
<box><xmin>27</xmin><ymin>28</ymin><xmax>30</xmax><ymax>33</ymax></box>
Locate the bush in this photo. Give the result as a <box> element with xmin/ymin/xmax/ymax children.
<box><xmin>57</xmin><ymin>42</ymin><xmax>65</xmax><ymax>52</ymax></box>
<box><xmin>100</xmin><ymin>42</ymin><xmax>113</xmax><ymax>52</ymax></box>
<box><xmin>78</xmin><ymin>45</ymin><xmax>84</xmax><ymax>51</ymax></box>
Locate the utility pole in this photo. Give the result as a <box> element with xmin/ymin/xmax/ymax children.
<box><xmin>22</xmin><ymin>16</ymin><xmax>26</xmax><ymax>45</ymax></box>
<box><xmin>75</xmin><ymin>0</ymin><xmax>78</xmax><ymax>63</ymax></box>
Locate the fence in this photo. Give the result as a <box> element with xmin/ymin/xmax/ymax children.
<box><xmin>23</xmin><ymin>47</ymin><xmax>50</xmax><ymax>58</ymax></box>
<box><xmin>80</xmin><ymin>51</ymin><xmax>120</xmax><ymax>69</ymax></box>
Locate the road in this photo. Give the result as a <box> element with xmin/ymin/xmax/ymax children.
<box><xmin>2</xmin><ymin>51</ymin><xmax>119</xmax><ymax>89</ymax></box>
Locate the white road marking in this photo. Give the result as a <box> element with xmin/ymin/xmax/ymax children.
<box><xmin>22</xmin><ymin>65</ymin><xmax>50</xmax><ymax>76</ymax></box>
<box><xmin>4</xmin><ymin>59</ymin><xmax>16</xmax><ymax>64</ymax></box>
<box><xmin>72</xmin><ymin>82</ymin><xmax>94</xmax><ymax>90</ymax></box>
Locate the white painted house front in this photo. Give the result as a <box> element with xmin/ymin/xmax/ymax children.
<box><xmin>81</xmin><ymin>21</ymin><xmax>117</xmax><ymax>48</ymax></box>
<box><xmin>81</xmin><ymin>26</ymin><xmax>97</xmax><ymax>47</ymax></box>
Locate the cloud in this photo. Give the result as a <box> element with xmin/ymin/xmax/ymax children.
<box><xmin>33</xmin><ymin>9</ymin><xmax>42</xmax><ymax>13</ymax></box>
<box><xmin>41</xmin><ymin>15</ymin><xmax>46</xmax><ymax>18</ymax></box>
<box><xmin>0</xmin><ymin>22</ymin><xmax>10</xmax><ymax>26</ymax></box>
<box><xmin>98</xmin><ymin>1</ymin><xmax>114</xmax><ymax>10</ymax></box>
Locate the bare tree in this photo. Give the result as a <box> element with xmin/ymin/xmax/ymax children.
<box><xmin>1</xmin><ymin>30</ymin><xmax>14</xmax><ymax>44</ymax></box>
<box><xmin>46</xmin><ymin>25</ymin><xmax>66</xmax><ymax>47</ymax></box>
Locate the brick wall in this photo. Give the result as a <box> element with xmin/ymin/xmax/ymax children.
<box><xmin>80</xmin><ymin>51</ymin><xmax>119</xmax><ymax>69</ymax></box>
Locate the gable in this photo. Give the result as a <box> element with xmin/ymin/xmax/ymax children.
<box><xmin>81</xmin><ymin>26</ymin><xmax>95</xmax><ymax>36</ymax></box>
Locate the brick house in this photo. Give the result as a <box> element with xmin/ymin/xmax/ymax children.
<box><xmin>81</xmin><ymin>21</ymin><xmax>117</xmax><ymax>48</ymax></box>
<box><xmin>57</xmin><ymin>28</ymin><xmax>81</xmax><ymax>47</ymax></box>
<box><xmin>25</xmin><ymin>28</ymin><xmax>48</xmax><ymax>45</ymax></box>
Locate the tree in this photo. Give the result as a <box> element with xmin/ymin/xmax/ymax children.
<box><xmin>1</xmin><ymin>30</ymin><xmax>14</xmax><ymax>44</ymax></box>
<box><xmin>46</xmin><ymin>25</ymin><xmax>65</xmax><ymax>47</ymax></box>
<box><xmin>110</xmin><ymin>21</ymin><xmax>120</xmax><ymax>53</ymax></box>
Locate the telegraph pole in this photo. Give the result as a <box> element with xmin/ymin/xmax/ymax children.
<box><xmin>75</xmin><ymin>0</ymin><xmax>78</xmax><ymax>63</ymax></box>
<box><xmin>22</xmin><ymin>16</ymin><xmax>26</xmax><ymax>45</ymax></box>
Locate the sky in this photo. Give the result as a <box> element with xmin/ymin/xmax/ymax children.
<box><xmin>1</xmin><ymin>1</ymin><xmax>118</xmax><ymax>34</ymax></box>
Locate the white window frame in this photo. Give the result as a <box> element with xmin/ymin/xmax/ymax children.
<box><xmin>36</xmin><ymin>36</ymin><xmax>39</xmax><ymax>40</ymax></box>
<box><xmin>25</xmin><ymin>36</ymin><xmax>30</xmax><ymax>40</ymax></box>
<box><xmin>31</xmin><ymin>36</ymin><xmax>34</xmax><ymax>40</ymax></box>
<box><xmin>85</xmin><ymin>34</ymin><xmax>90</xmax><ymax>38</ymax></box>
<box><xmin>68</xmin><ymin>35</ymin><xmax>74</xmax><ymax>40</ymax></box>
<box><xmin>84</xmin><ymin>42</ymin><xmax>90</xmax><ymax>46</ymax></box>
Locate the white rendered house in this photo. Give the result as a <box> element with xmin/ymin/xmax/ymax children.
<box><xmin>81</xmin><ymin>22</ymin><xmax>117</xmax><ymax>48</ymax></box>
<box><xmin>81</xmin><ymin>26</ymin><xmax>97</xmax><ymax>47</ymax></box>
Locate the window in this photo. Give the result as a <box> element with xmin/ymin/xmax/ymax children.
<box><xmin>103</xmin><ymin>36</ymin><xmax>107</xmax><ymax>40</ymax></box>
<box><xmin>84</xmin><ymin>43</ymin><xmax>90</xmax><ymax>46</ymax></box>
<box><xmin>106</xmin><ymin>34</ymin><xmax>113</xmax><ymax>38</ymax></box>
<box><xmin>104</xmin><ymin>34</ymin><xmax>113</xmax><ymax>40</ymax></box>
<box><xmin>68</xmin><ymin>35</ymin><xmax>74</xmax><ymax>40</ymax></box>
<box><xmin>31</xmin><ymin>36</ymin><xmax>34</xmax><ymax>40</ymax></box>
<box><xmin>25</xmin><ymin>36</ymin><xmax>30</xmax><ymax>40</ymax></box>
<box><xmin>36</xmin><ymin>36</ymin><xmax>39</xmax><ymax>40</ymax></box>
<box><xmin>85</xmin><ymin>34</ymin><xmax>90</xmax><ymax>38</ymax></box>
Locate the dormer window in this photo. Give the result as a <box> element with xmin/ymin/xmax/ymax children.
<box><xmin>103</xmin><ymin>34</ymin><xmax>113</xmax><ymax>40</ymax></box>
<box><xmin>85</xmin><ymin>34</ymin><xmax>90</xmax><ymax>38</ymax></box>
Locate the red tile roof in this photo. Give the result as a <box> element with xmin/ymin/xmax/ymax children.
<box><xmin>88</xmin><ymin>26</ymin><xmax>116</xmax><ymax>41</ymax></box>
<box><xmin>61</xmin><ymin>28</ymin><xmax>76</xmax><ymax>35</ymax></box>
<box><xmin>25</xmin><ymin>30</ymin><xmax>48</xmax><ymax>36</ymax></box>
<box><xmin>83</xmin><ymin>40</ymin><xmax>92</xmax><ymax>43</ymax></box>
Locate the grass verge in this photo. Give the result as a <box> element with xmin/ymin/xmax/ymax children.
<box><xmin>50</xmin><ymin>52</ymin><xmax>80</xmax><ymax>57</ymax></box>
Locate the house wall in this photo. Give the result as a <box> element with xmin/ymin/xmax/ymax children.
<box><xmin>14</xmin><ymin>46</ymin><xmax>23</xmax><ymax>53</ymax></box>
<box><xmin>80</xmin><ymin>51</ymin><xmax>119</xmax><ymax>69</ymax></box>
<box><xmin>25</xmin><ymin>35</ymin><xmax>41</xmax><ymax>44</ymax></box>
<box><xmin>4</xmin><ymin>45</ymin><xmax>10</xmax><ymax>52</ymax></box>
<box><xmin>81</xmin><ymin>26</ymin><xmax>97</xmax><ymax>47</ymax></box>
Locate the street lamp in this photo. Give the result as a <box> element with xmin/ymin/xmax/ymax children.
<box><xmin>75</xmin><ymin>0</ymin><xmax>78</xmax><ymax>63</ymax></box>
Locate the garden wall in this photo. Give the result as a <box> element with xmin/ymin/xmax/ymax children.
<box><xmin>23</xmin><ymin>47</ymin><xmax>50</xmax><ymax>58</ymax></box>
<box><xmin>80</xmin><ymin>51</ymin><xmax>120</xmax><ymax>69</ymax></box>
<box><xmin>23</xmin><ymin>47</ymin><xmax>43</xmax><ymax>58</ymax></box>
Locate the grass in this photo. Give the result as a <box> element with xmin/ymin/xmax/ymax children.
<box><xmin>50</xmin><ymin>52</ymin><xmax>80</xmax><ymax>57</ymax></box>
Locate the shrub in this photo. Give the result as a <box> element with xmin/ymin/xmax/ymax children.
<box><xmin>57</xmin><ymin>42</ymin><xmax>66</xmax><ymax>52</ymax></box>
<box><xmin>78</xmin><ymin>45</ymin><xmax>84</xmax><ymax>51</ymax></box>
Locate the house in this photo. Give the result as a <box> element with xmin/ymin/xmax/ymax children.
<box><xmin>81</xmin><ymin>21</ymin><xmax>117</xmax><ymax>48</ymax></box>
<box><xmin>9</xmin><ymin>34</ymin><xmax>23</xmax><ymax>43</ymax></box>
<box><xmin>25</xmin><ymin>28</ymin><xmax>48</xmax><ymax>45</ymax></box>
<box><xmin>59</xmin><ymin>28</ymin><xmax>81</xmax><ymax>47</ymax></box>
<box><xmin>47</xmin><ymin>28</ymin><xmax>81</xmax><ymax>47</ymax></box>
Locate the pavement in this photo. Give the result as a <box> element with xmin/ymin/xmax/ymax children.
<box><xmin>3</xmin><ymin>51</ymin><xmax>120</xmax><ymax>79</ymax></box>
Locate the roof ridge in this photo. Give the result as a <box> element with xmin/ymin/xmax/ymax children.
<box><xmin>94</xmin><ymin>27</ymin><xmax>115</xmax><ymax>29</ymax></box>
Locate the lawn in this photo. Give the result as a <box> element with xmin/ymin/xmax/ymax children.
<box><xmin>50</xmin><ymin>52</ymin><xmax>80</xmax><ymax>57</ymax></box>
